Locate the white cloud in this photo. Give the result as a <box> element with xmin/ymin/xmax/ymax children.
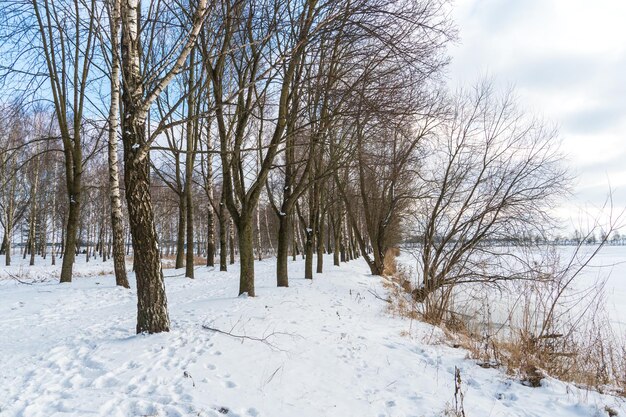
<box><xmin>447</xmin><ymin>0</ymin><xmax>626</xmax><ymax>225</ymax></box>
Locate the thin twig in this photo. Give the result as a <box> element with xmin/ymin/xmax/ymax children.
<box><xmin>201</xmin><ymin>323</ymin><xmax>291</xmax><ymax>351</ymax></box>
<box><xmin>368</xmin><ymin>288</ymin><xmax>391</xmax><ymax>303</ymax></box>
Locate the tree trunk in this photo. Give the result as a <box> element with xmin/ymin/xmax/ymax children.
<box><xmin>4</xmin><ymin>175</ymin><xmax>15</xmax><ymax>266</ymax></box>
<box><xmin>340</xmin><ymin>214</ymin><xmax>347</xmax><ymax>262</ymax></box>
<box><xmin>236</xmin><ymin>218</ymin><xmax>255</xmax><ymax>296</ymax></box>
<box><xmin>256</xmin><ymin>204</ymin><xmax>262</xmax><ymax>261</ymax></box>
<box><xmin>371</xmin><ymin>244</ymin><xmax>384</xmax><ymax>276</ymax></box>
<box><xmin>276</xmin><ymin>213</ymin><xmax>290</xmax><ymax>287</ymax></box>
<box><xmin>121</xmin><ymin>0</ymin><xmax>171</xmax><ymax>333</ymax></box>
<box><xmin>51</xmin><ymin>229</ymin><xmax>56</xmax><ymax>265</ymax></box>
<box><xmin>41</xmin><ymin>213</ymin><xmax>47</xmax><ymax>260</ymax></box>
<box><xmin>207</xmin><ymin>206</ymin><xmax>215</xmax><ymax>267</ymax></box>
<box><xmin>333</xmin><ymin>217</ymin><xmax>340</xmax><ymax>267</ymax></box>
<box><xmin>107</xmin><ymin>0</ymin><xmax>130</xmax><ymax>288</ymax></box>
<box><xmin>184</xmin><ymin>49</ymin><xmax>196</xmax><ymax>279</ymax></box>
<box><xmin>316</xmin><ymin>221</ymin><xmax>324</xmax><ymax>274</ymax></box>
<box><xmin>326</xmin><ymin>219</ymin><xmax>331</xmax><ymax>255</ymax></box>
<box><xmin>229</xmin><ymin>217</ymin><xmax>235</xmax><ymax>265</ymax></box>
<box><xmin>205</xmin><ymin>123</ymin><xmax>217</xmax><ymax>270</ymax></box>
<box><xmin>264</xmin><ymin>206</ymin><xmax>275</xmax><ymax>255</ymax></box>
<box><xmin>60</xmin><ymin>187</ymin><xmax>80</xmax><ymax>282</ymax></box>
<box><xmin>175</xmin><ymin>194</ymin><xmax>186</xmax><ymax>269</ymax></box>
<box><xmin>205</xmin><ymin>148</ymin><xmax>215</xmax><ymax>267</ymax></box>
<box><xmin>185</xmin><ymin>188</ymin><xmax>194</xmax><ymax>277</ymax></box>
<box><xmin>296</xmin><ymin>219</ymin><xmax>304</xmax><ymax>260</ymax></box>
<box><xmin>60</xmin><ymin>227</ymin><xmax>64</xmax><ymax>257</ymax></box>
<box><xmin>86</xmin><ymin>225</ymin><xmax>91</xmax><ymax>263</ymax></box>
<box><xmin>305</xmin><ymin>228</ymin><xmax>313</xmax><ymax>279</ymax></box>
<box><xmin>219</xmin><ymin>198</ymin><xmax>227</xmax><ymax>271</ymax></box>
<box><xmin>291</xmin><ymin>216</ymin><xmax>297</xmax><ymax>261</ymax></box>
<box><xmin>29</xmin><ymin>209</ymin><xmax>36</xmax><ymax>266</ymax></box>
<box><xmin>123</xmin><ymin>129</ymin><xmax>170</xmax><ymax>333</ymax></box>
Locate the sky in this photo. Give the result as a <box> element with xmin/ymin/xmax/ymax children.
<box><xmin>446</xmin><ymin>0</ymin><xmax>626</xmax><ymax>233</ymax></box>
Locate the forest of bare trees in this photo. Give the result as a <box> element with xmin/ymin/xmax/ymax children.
<box><xmin>0</xmin><ymin>0</ymin><xmax>575</xmax><ymax>335</ymax></box>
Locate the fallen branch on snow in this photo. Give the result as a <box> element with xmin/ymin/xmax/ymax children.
<box><xmin>201</xmin><ymin>321</ymin><xmax>293</xmax><ymax>351</ymax></box>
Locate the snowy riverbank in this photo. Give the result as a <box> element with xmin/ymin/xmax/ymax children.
<box><xmin>1</xmin><ymin>255</ymin><xmax>624</xmax><ymax>416</ymax></box>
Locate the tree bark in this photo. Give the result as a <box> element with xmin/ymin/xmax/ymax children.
<box><xmin>4</xmin><ymin>175</ymin><xmax>16</xmax><ymax>266</ymax></box>
<box><xmin>107</xmin><ymin>0</ymin><xmax>129</xmax><ymax>288</ymax></box>
<box><xmin>120</xmin><ymin>0</ymin><xmax>193</xmax><ymax>333</ymax></box>
<box><xmin>291</xmin><ymin>215</ymin><xmax>297</xmax><ymax>261</ymax></box>
<box><xmin>60</xmin><ymin>186</ymin><xmax>80</xmax><ymax>282</ymax></box>
<box><xmin>175</xmin><ymin>195</ymin><xmax>186</xmax><ymax>269</ymax></box>
<box><xmin>205</xmin><ymin>143</ymin><xmax>215</xmax><ymax>267</ymax></box>
<box><xmin>28</xmin><ymin>189</ymin><xmax>36</xmax><ymax>267</ymax></box>
<box><xmin>184</xmin><ymin>49</ymin><xmax>197</xmax><ymax>279</ymax></box>
<box><xmin>304</xmin><ymin>228</ymin><xmax>313</xmax><ymax>280</ymax></box>
<box><xmin>276</xmin><ymin>213</ymin><xmax>290</xmax><ymax>287</ymax></box>
<box><xmin>229</xmin><ymin>217</ymin><xmax>235</xmax><ymax>265</ymax></box>
<box><xmin>185</xmin><ymin>180</ymin><xmax>194</xmax><ymax>277</ymax></box>
<box><xmin>207</xmin><ymin>206</ymin><xmax>215</xmax><ymax>267</ymax></box>
<box><xmin>219</xmin><ymin>196</ymin><xmax>227</xmax><ymax>271</ymax></box>
<box><xmin>332</xmin><ymin>214</ymin><xmax>340</xmax><ymax>266</ymax></box>
<box><xmin>255</xmin><ymin>204</ymin><xmax>262</xmax><ymax>261</ymax></box>
<box><xmin>316</xmin><ymin>211</ymin><xmax>324</xmax><ymax>274</ymax></box>
<box><xmin>123</xmin><ymin>124</ymin><xmax>170</xmax><ymax>333</ymax></box>
<box><xmin>237</xmin><ymin>218</ymin><xmax>255</xmax><ymax>296</ymax></box>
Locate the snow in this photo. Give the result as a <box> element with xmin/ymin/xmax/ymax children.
<box><xmin>398</xmin><ymin>245</ymin><xmax>626</xmax><ymax>333</ymax></box>
<box><xmin>569</xmin><ymin>245</ymin><xmax>626</xmax><ymax>330</ymax></box>
<box><xmin>1</xmin><ymin>254</ymin><xmax>624</xmax><ymax>417</ymax></box>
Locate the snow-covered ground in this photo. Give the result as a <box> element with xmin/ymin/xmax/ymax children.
<box><xmin>0</xmin><ymin>253</ymin><xmax>624</xmax><ymax>417</ymax></box>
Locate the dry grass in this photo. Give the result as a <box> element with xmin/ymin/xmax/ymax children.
<box><xmin>382</xmin><ymin>264</ymin><xmax>420</xmax><ymax>321</ymax></box>
<box><xmin>126</xmin><ymin>254</ymin><xmax>214</xmax><ymax>269</ymax></box>
<box><xmin>384</xmin><ymin>255</ymin><xmax>626</xmax><ymax>396</ymax></box>
<box><xmin>160</xmin><ymin>254</ymin><xmax>209</xmax><ymax>265</ymax></box>
<box><xmin>445</xmin><ymin>319</ymin><xmax>626</xmax><ymax>394</ymax></box>
<box><xmin>383</xmin><ymin>247</ymin><xmax>401</xmax><ymax>276</ymax></box>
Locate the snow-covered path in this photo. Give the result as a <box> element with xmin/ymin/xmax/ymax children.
<box><xmin>0</xmin><ymin>256</ymin><xmax>623</xmax><ymax>416</ymax></box>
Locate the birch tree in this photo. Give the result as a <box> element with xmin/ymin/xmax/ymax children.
<box><xmin>104</xmin><ymin>0</ymin><xmax>129</xmax><ymax>288</ymax></box>
<box><xmin>119</xmin><ymin>0</ymin><xmax>209</xmax><ymax>333</ymax></box>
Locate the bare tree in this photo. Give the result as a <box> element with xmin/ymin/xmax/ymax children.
<box><xmin>409</xmin><ymin>83</ymin><xmax>569</xmax><ymax>321</ymax></box>
<box><xmin>205</xmin><ymin>0</ymin><xmax>320</xmax><ymax>296</ymax></box>
<box><xmin>0</xmin><ymin>107</ymin><xmax>30</xmax><ymax>266</ymax></box>
<box><xmin>199</xmin><ymin>121</ymin><xmax>216</xmax><ymax>267</ymax></box>
<box><xmin>0</xmin><ymin>0</ymin><xmax>103</xmax><ymax>282</ymax></box>
<box><xmin>332</xmin><ymin>0</ymin><xmax>451</xmax><ymax>276</ymax></box>
<box><xmin>119</xmin><ymin>0</ymin><xmax>209</xmax><ymax>333</ymax></box>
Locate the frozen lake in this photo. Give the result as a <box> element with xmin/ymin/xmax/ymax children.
<box><xmin>398</xmin><ymin>245</ymin><xmax>626</xmax><ymax>335</ymax></box>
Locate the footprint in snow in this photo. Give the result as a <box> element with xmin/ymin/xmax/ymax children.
<box><xmin>222</xmin><ymin>380</ymin><xmax>237</xmax><ymax>388</ymax></box>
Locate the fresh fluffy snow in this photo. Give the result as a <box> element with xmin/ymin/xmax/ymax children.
<box><xmin>0</xmin><ymin>254</ymin><xmax>624</xmax><ymax>416</ymax></box>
